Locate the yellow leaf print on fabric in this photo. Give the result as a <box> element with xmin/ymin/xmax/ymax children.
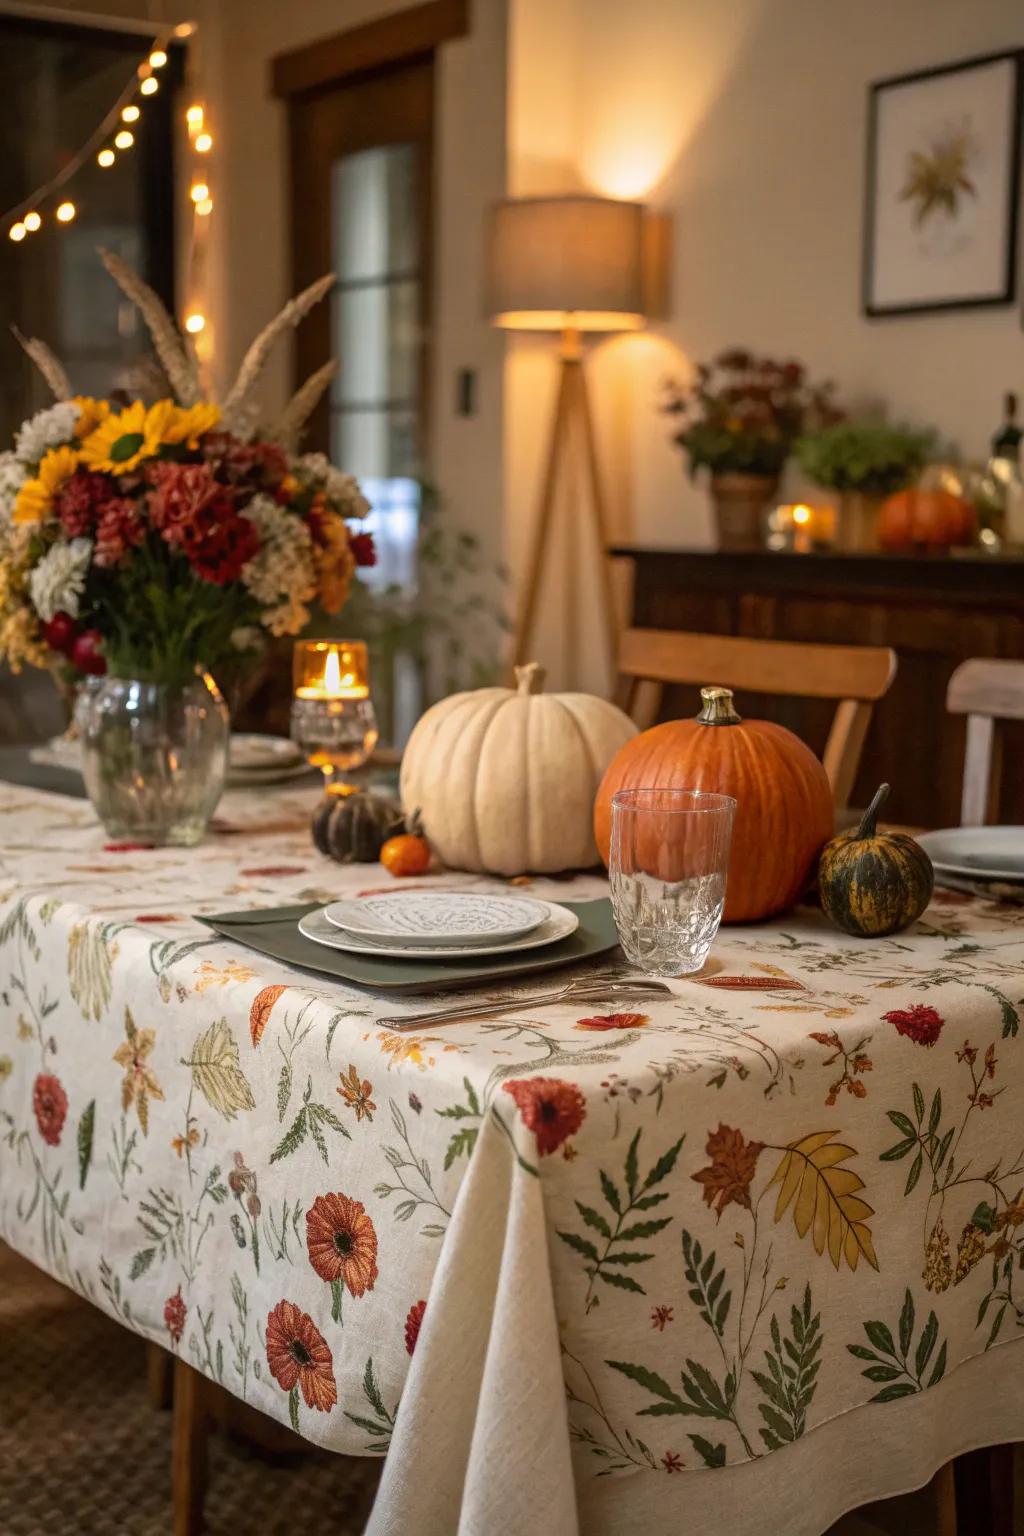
<box><xmin>184</xmin><ymin>1018</ymin><xmax>256</xmax><ymax>1120</ymax></box>
<box><xmin>193</xmin><ymin>958</ymin><xmax>258</xmax><ymax>993</ymax></box>
<box><xmin>767</xmin><ymin>1130</ymin><xmax>878</xmax><ymax>1273</ymax></box>
<box><xmin>112</xmin><ymin>1006</ymin><xmax>164</xmax><ymax>1136</ymax></box>
<box><xmin>68</xmin><ymin>922</ymin><xmax>114</xmax><ymax>1021</ymax></box>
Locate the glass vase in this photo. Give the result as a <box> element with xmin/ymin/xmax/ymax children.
<box><xmin>79</xmin><ymin>671</ymin><xmax>229</xmax><ymax>846</ymax></box>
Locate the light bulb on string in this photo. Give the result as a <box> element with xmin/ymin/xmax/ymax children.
<box><xmin>195</xmin><ymin>132</ymin><xmax>212</xmax><ymax>153</ymax></box>
<box><xmin>149</xmin><ymin>49</ymin><xmax>167</xmax><ymax>68</ymax></box>
<box><xmin>186</xmin><ymin>104</ymin><xmax>203</xmax><ymax>131</ymax></box>
<box><xmin>114</xmin><ymin>130</ymin><xmax>134</xmax><ymax>150</ymax></box>
<box><xmin>140</xmin><ymin>77</ymin><xmax>159</xmax><ymax>96</ymax></box>
<box><xmin>184</xmin><ymin>312</ymin><xmax>206</xmax><ymax>334</ymax></box>
<box><xmin>195</xmin><ymin>197</ymin><xmax>213</xmax><ymax>217</ymax></box>
<box><xmin>98</xmin><ymin>148</ymin><xmax>116</xmax><ymax>167</ymax></box>
<box><xmin>8</xmin><ymin>223</ymin><xmax>26</xmax><ymax>242</ymax></box>
<box><xmin>175</xmin><ymin>21</ymin><xmax>195</xmax><ymax>37</ymax></box>
<box><xmin>23</xmin><ymin>212</ymin><xmax>41</xmax><ymax>232</ymax></box>
<box><xmin>122</xmin><ymin>104</ymin><xmax>140</xmax><ymax>123</ymax></box>
<box><xmin>190</xmin><ymin>182</ymin><xmax>209</xmax><ymax>204</ymax></box>
<box><xmin>56</xmin><ymin>202</ymin><xmax>76</xmax><ymax>223</ymax></box>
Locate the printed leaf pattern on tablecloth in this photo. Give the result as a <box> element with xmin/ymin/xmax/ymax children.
<box><xmin>183</xmin><ymin>1019</ymin><xmax>255</xmax><ymax>1121</ymax></box>
<box><xmin>768</xmin><ymin>1131</ymin><xmax>878</xmax><ymax>1271</ymax></box>
<box><xmin>847</xmin><ymin>1289</ymin><xmax>947</xmax><ymax>1402</ymax></box>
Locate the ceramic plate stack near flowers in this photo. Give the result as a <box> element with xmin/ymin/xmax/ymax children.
<box><xmin>298</xmin><ymin>890</ymin><xmax>579</xmax><ymax>959</ymax></box>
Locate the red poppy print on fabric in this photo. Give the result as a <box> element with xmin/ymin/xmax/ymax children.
<box><xmin>502</xmin><ymin>1077</ymin><xmax>586</xmax><ymax>1156</ymax></box>
<box><xmin>32</xmin><ymin>1073</ymin><xmax>68</xmax><ymax>1146</ymax></box>
<box><xmin>164</xmin><ymin>1287</ymin><xmax>187</xmax><ymax>1344</ymax></box>
<box><xmin>306</xmin><ymin>1192</ymin><xmax>379</xmax><ymax>1297</ymax></box>
<box><xmin>265</xmin><ymin>1300</ymin><xmax>337</xmax><ymax>1411</ymax></box>
<box><xmin>884</xmin><ymin>1004</ymin><xmax>945</xmax><ymax>1047</ymax></box>
<box><xmin>405</xmin><ymin>1299</ymin><xmax>427</xmax><ymax>1356</ymax></box>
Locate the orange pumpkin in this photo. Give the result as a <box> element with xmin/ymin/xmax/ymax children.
<box><xmin>380</xmin><ymin>832</ymin><xmax>431</xmax><ymax>878</ymax></box>
<box><xmin>594</xmin><ymin>686</ymin><xmax>833</xmax><ymax>923</ymax></box>
<box><xmin>878</xmin><ymin>489</ymin><xmax>976</xmax><ymax>550</ymax></box>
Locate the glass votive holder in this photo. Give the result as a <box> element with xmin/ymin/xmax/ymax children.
<box><xmin>290</xmin><ymin>640</ymin><xmax>379</xmax><ymax>794</ymax></box>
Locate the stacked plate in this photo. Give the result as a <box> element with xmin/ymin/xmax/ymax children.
<box><xmin>917</xmin><ymin>826</ymin><xmax>1024</xmax><ymax>900</ymax></box>
<box><xmin>228</xmin><ymin>734</ymin><xmax>314</xmax><ymax>787</ymax></box>
<box><xmin>299</xmin><ymin>890</ymin><xmax>579</xmax><ymax>959</ymax></box>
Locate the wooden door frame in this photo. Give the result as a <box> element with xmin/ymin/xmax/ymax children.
<box><xmin>270</xmin><ymin>0</ymin><xmax>469</xmax><ymax>99</ymax></box>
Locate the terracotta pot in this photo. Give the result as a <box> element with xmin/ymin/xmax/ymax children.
<box><xmin>710</xmin><ymin>473</ymin><xmax>779</xmax><ymax>550</ymax></box>
<box><xmin>836</xmin><ymin>492</ymin><xmax>884</xmax><ymax>553</ymax></box>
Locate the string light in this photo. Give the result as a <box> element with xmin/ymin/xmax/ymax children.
<box><xmin>23</xmin><ymin>212</ymin><xmax>41</xmax><ymax>232</ymax></box>
<box><xmin>190</xmin><ymin>182</ymin><xmax>209</xmax><ymax>204</ymax></box>
<box><xmin>8</xmin><ymin>223</ymin><xmax>26</xmax><ymax>242</ymax></box>
<box><xmin>186</xmin><ymin>104</ymin><xmax>203</xmax><ymax>129</ymax></box>
<box><xmin>97</xmin><ymin>149</ymin><xmax>115</xmax><ymax>167</ymax></box>
<box><xmin>195</xmin><ymin>132</ymin><xmax>212</xmax><ymax>153</ymax></box>
<box><xmin>140</xmin><ymin>77</ymin><xmax>159</xmax><ymax>96</ymax></box>
<box><xmin>56</xmin><ymin>201</ymin><xmax>76</xmax><ymax>223</ymax></box>
<box><xmin>195</xmin><ymin>197</ymin><xmax>213</xmax><ymax>217</ymax></box>
<box><xmin>184</xmin><ymin>312</ymin><xmax>206</xmax><ymax>334</ymax></box>
<box><xmin>114</xmin><ymin>130</ymin><xmax>134</xmax><ymax>150</ymax></box>
<box><xmin>175</xmin><ymin>21</ymin><xmax>195</xmax><ymax>37</ymax></box>
<box><xmin>149</xmin><ymin>49</ymin><xmax>168</xmax><ymax>68</ymax></box>
<box><xmin>122</xmin><ymin>104</ymin><xmax>140</xmax><ymax>123</ymax></box>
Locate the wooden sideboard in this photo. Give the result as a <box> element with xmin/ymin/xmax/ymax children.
<box><xmin>611</xmin><ymin>545</ymin><xmax>1024</xmax><ymax>828</ymax></box>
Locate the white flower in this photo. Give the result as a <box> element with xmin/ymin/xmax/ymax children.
<box><xmin>240</xmin><ymin>493</ymin><xmax>317</xmax><ymax>636</ymax></box>
<box><xmin>14</xmin><ymin>402</ymin><xmax>79</xmax><ymax>468</ymax></box>
<box><xmin>0</xmin><ymin>453</ymin><xmax>23</xmax><ymax>525</ymax></box>
<box><xmin>29</xmin><ymin>537</ymin><xmax>92</xmax><ymax>621</ymax></box>
<box><xmin>297</xmin><ymin>453</ymin><xmax>370</xmax><ymax>518</ymax></box>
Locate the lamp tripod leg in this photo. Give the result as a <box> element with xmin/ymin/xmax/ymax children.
<box><xmin>512</xmin><ymin>354</ymin><xmax>574</xmax><ymax>668</ymax></box>
<box><xmin>573</xmin><ymin>358</ymin><xmax>620</xmax><ymax>674</ymax></box>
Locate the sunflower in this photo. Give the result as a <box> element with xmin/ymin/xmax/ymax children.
<box><xmin>12</xmin><ymin>445</ymin><xmax>80</xmax><ymax>523</ymax></box>
<box><xmin>79</xmin><ymin>400</ymin><xmax>150</xmax><ymax>472</ymax></box>
<box><xmin>265</xmin><ymin>1300</ymin><xmax>337</xmax><ymax>1412</ymax></box>
<box><xmin>305</xmin><ymin>1191</ymin><xmax>379</xmax><ymax>1296</ymax></box>
<box><xmin>73</xmin><ymin>396</ymin><xmax>110</xmax><ymax>440</ymax></box>
<box><xmin>144</xmin><ymin>398</ymin><xmax>221</xmax><ymax>448</ymax></box>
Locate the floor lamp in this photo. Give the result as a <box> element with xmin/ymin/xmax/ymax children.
<box><xmin>485</xmin><ymin>196</ymin><xmax>647</xmax><ymax>674</ymax></box>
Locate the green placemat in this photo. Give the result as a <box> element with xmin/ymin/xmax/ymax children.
<box><xmin>0</xmin><ymin>746</ymin><xmax>87</xmax><ymax>799</ymax></box>
<box><xmin>198</xmin><ymin>898</ymin><xmax>620</xmax><ymax>994</ymax></box>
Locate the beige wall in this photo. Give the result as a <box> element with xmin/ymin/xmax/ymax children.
<box><xmin>506</xmin><ymin>0</ymin><xmax>1024</xmax><ymax>692</ymax></box>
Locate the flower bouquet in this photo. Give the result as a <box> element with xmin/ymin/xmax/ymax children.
<box><xmin>0</xmin><ymin>251</ymin><xmax>374</xmax><ymax>843</ymax></box>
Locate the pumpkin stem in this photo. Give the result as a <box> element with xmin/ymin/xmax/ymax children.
<box><xmin>698</xmin><ymin>686</ymin><xmax>742</xmax><ymax>726</ymax></box>
<box><xmin>855</xmin><ymin>783</ymin><xmax>890</xmax><ymax>840</ymax></box>
<box><xmin>515</xmin><ymin>663</ymin><xmax>546</xmax><ymax>696</ymax></box>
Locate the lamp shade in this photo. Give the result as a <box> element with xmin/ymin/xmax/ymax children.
<box><xmin>485</xmin><ymin>195</ymin><xmax>646</xmax><ymax>332</ymax></box>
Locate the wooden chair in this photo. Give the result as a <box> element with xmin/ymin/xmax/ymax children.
<box><xmin>614</xmin><ymin>628</ymin><xmax>897</xmax><ymax>811</ymax></box>
<box><xmin>947</xmin><ymin>658</ymin><xmax>1024</xmax><ymax>825</ymax></box>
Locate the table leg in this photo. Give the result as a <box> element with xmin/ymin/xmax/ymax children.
<box><xmin>953</xmin><ymin>1444</ymin><xmax>1015</xmax><ymax>1536</ymax></box>
<box><xmin>172</xmin><ymin>1357</ymin><xmax>210</xmax><ymax>1536</ymax></box>
<box><xmin>147</xmin><ymin>1341</ymin><xmax>173</xmax><ymax>1410</ymax></box>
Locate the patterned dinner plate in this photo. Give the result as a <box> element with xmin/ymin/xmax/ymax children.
<box><xmin>301</xmin><ymin>900</ymin><xmax>577</xmax><ymax>959</ymax></box>
<box><xmin>917</xmin><ymin>826</ymin><xmax>1024</xmax><ymax>885</ymax></box>
<box><xmin>323</xmin><ymin>890</ymin><xmax>551</xmax><ymax>947</ymax></box>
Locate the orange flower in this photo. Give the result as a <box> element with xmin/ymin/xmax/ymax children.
<box><xmin>503</xmin><ymin>1077</ymin><xmax>586</xmax><ymax>1156</ymax></box>
<box><xmin>265</xmin><ymin>1300</ymin><xmax>337</xmax><ymax>1412</ymax></box>
<box><xmin>691</xmin><ymin>1124</ymin><xmax>764</xmax><ymax>1217</ymax></box>
<box><xmin>306</xmin><ymin>1192</ymin><xmax>379</xmax><ymax>1296</ymax></box>
<box><xmin>171</xmin><ymin>1126</ymin><xmax>200</xmax><ymax>1158</ymax></box>
<box><xmin>249</xmin><ymin>983</ymin><xmax>287</xmax><ymax>1046</ymax></box>
<box><xmin>575</xmin><ymin>1012</ymin><xmax>650</xmax><ymax>1032</ymax></box>
<box><xmin>337</xmin><ymin>1063</ymin><xmax>376</xmax><ymax>1122</ymax></box>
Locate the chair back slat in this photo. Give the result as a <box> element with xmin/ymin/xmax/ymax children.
<box><xmin>947</xmin><ymin>658</ymin><xmax>1024</xmax><ymax>826</ymax></box>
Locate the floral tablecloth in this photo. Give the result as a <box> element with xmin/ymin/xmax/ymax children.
<box><xmin>3</xmin><ymin>780</ymin><xmax>1024</xmax><ymax>1536</ymax></box>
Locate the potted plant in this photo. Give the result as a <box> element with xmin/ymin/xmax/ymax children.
<box><xmin>795</xmin><ymin>420</ymin><xmax>935</xmax><ymax>551</ymax></box>
<box><xmin>662</xmin><ymin>349</ymin><xmax>840</xmax><ymax>548</ymax></box>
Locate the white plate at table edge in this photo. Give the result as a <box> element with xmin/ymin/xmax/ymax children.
<box><xmin>324</xmin><ymin>890</ymin><xmax>551</xmax><ymax>947</ymax></box>
<box><xmin>917</xmin><ymin>826</ymin><xmax>1024</xmax><ymax>884</ymax></box>
<box><xmin>300</xmin><ymin>902</ymin><xmax>578</xmax><ymax>959</ymax></box>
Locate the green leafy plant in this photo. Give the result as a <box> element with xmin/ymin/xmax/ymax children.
<box><xmin>750</xmin><ymin>1284</ymin><xmax>821</xmax><ymax>1448</ymax></box>
<box><xmin>795</xmin><ymin>421</ymin><xmax>934</xmax><ymax>496</ymax></box>
<box><xmin>662</xmin><ymin>349</ymin><xmax>840</xmax><ymax>479</ymax></box>
<box><xmin>847</xmin><ymin>1288</ymin><xmax>947</xmax><ymax>1402</ymax></box>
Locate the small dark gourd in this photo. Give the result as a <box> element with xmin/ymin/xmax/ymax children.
<box><xmin>312</xmin><ymin>791</ymin><xmax>405</xmax><ymax>864</ymax></box>
<box><xmin>818</xmin><ymin>784</ymin><xmax>934</xmax><ymax>937</ymax></box>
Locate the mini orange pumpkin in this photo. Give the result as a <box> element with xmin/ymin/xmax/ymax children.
<box><xmin>380</xmin><ymin>832</ymin><xmax>431</xmax><ymax>878</ymax></box>
<box><xmin>594</xmin><ymin>686</ymin><xmax>833</xmax><ymax>923</ymax></box>
<box><xmin>878</xmin><ymin>489</ymin><xmax>976</xmax><ymax>550</ymax></box>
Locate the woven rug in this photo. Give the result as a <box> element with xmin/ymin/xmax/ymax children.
<box><xmin>0</xmin><ymin>1242</ymin><xmax>380</xmax><ymax>1535</ymax></box>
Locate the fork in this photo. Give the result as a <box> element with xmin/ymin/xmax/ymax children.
<box><xmin>377</xmin><ymin>977</ymin><xmax>674</xmax><ymax>1032</ymax></box>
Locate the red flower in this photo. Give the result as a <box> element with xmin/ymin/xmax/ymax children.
<box><xmin>306</xmin><ymin>1192</ymin><xmax>379</xmax><ymax>1296</ymax></box>
<box><xmin>94</xmin><ymin>496</ymin><xmax>145</xmax><ymax>568</ymax></box>
<box><xmin>265</xmin><ymin>1300</ymin><xmax>337</xmax><ymax>1412</ymax></box>
<box><xmin>662</xmin><ymin>1451</ymin><xmax>684</xmax><ymax>1473</ymax></box>
<box><xmin>692</xmin><ymin>1124</ymin><xmax>764</xmax><ymax>1216</ymax></box>
<box><xmin>32</xmin><ymin>1073</ymin><xmax>68</xmax><ymax>1146</ymax></box>
<box><xmin>350</xmin><ymin>531</ymin><xmax>377</xmax><ymax>567</ymax></box>
<box><xmin>164</xmin><ymin>1287</ymin><xmax>187</xmax><ymax>1345</ymax></box>
<box><xmin>884</xmin><ymin>1004</ymin><xmax>945</xmax><ymax>1047</ymax></box>
<box><xmin>56</xmin><ymin>469</ymin><xmax>108</xmax><ymax>535</ymax></box>
<box><xmin>404</xmin><ymin>1299</ymin><xmax>427</xmax><ymax>1356</ymax></box>
<box><xmin>575</xmin><ymin>1012</ymin><xmax>650</xmax><ymax>1032</ymax></box>
<box><xmin>502</xmin><ymin>1077</ymin><xmax>586</xmax><ymax>1156</ymax></box>
<box><xmin>200</xmin><ymin>431</ymin><xmax>288</xmax><ymax>491</ymax></box>
<box><xmin>651</xmin><ymin>1305</ymin><xmax>674</xmax><ymax>1331</ymax></box>
<box><xmin>148</xmin><ymin>461</ymin><xmax>259</xmax><ymax>585</ymax></box>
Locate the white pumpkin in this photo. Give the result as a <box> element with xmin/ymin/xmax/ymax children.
<box><xmin>400</xmin><ymin>663</ymin><xmax>638</xmax><ymax>875</ymax></box>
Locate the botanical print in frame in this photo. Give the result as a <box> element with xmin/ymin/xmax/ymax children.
<box><xmin>863</xmin><ymin>50</ymin><xmax>1023</xmax><ymax>316</ymax></box>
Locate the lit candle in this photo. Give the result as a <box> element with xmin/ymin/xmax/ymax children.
<box><xmin>295</xmin><ymin>644</ymin><xmax>369</xmax><ymax>700</ymax></box>
<box><xmin>766</xmin><ymin>502</ymin><xmax>836</xmax><ymax>552</ymax></box>
<box><xmin>291</xmin><ymin>640</ymin><xmax>377</xmax><ymax>793</ymax></box>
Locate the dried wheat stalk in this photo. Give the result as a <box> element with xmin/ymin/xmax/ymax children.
<box><xmin>271</xmin><ymin>360</ymin><xmax>338</xmax><ymax>451</ymax></box>
<box><xmin>98</xmin><ymin>248</ymin><xmax>201</xmax><ymax>405</ymax></box>
<box><xmin>221</xmin><ymin>273</ymin><xmax>334</xmax><ymax>430</ymax></box>
<box><xmin>12</xmin><ymin>327</ymin><xmax>72</xmax><ymax>400</ymax></box>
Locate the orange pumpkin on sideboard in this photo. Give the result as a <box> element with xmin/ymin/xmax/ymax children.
<box><xmin>593</xmin><ymin>686</ymin><xmax>833</xmax><ymax>923</ymax></box>
<box><xmin>878</xmin><ymin>489</ymin><xmax>976</xmax><ymax>550</ymax></box>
